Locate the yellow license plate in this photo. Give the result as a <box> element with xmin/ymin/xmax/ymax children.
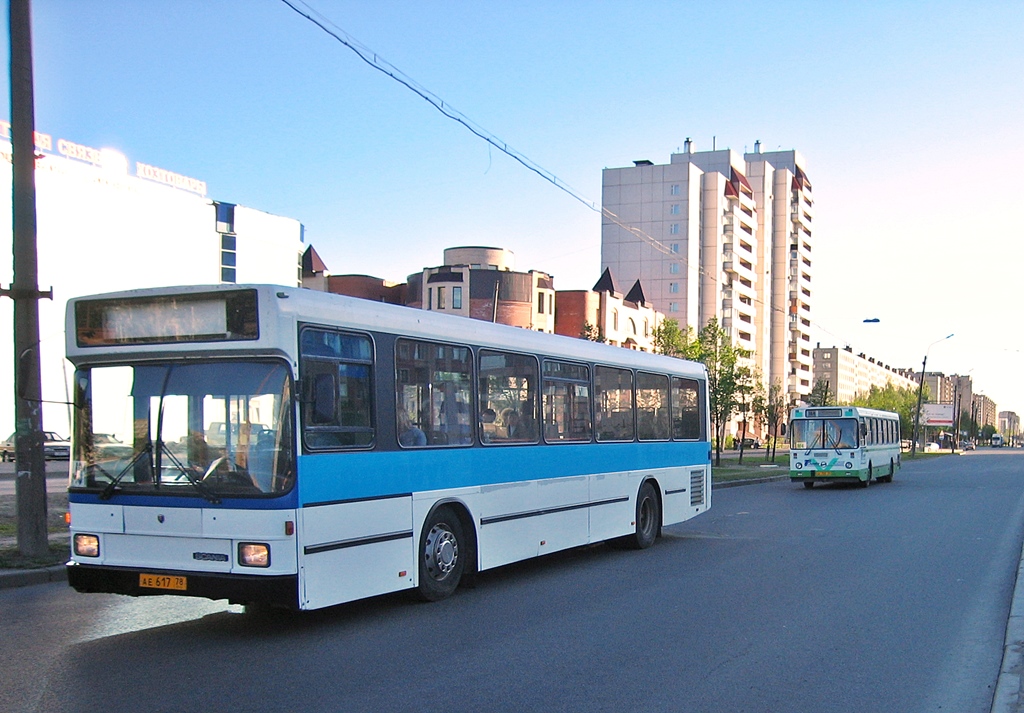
<box><xmin>139</xmin><ymin>573</ymin><xmax>187</xmax><ymax>591</ymax></box>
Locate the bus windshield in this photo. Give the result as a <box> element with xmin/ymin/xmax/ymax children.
<box><xmin>790</xmin><ymin>418</ymin><xmax>859</xmax><ymax>450</ymax></box>
<box><xmin>71</xmin><ymin>360</ymin><xmax>294</xmax><ymax>498</ymax></box>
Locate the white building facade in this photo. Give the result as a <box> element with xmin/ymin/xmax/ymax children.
<box><xmin>0</xmin><ymin>128</ymin><xmax>304</xmax><ymax>438</ymax></box>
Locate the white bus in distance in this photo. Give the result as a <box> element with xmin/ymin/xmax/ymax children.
<box><xmin>789</xmin><ymin>406</ymin><xmax>901</xmax><ymax>488</ymax></box>
<box><xmin>65</xmin><ymin>284</ymin><xmax>712</xmax><ymax>610</ymax></box>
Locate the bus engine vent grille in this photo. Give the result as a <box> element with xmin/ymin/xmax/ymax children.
<box><xmin>690</xmin><ymin>469</ymin><xmax>705</xmax><ymax>506</ymax></box>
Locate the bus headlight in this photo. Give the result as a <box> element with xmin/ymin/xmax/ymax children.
<box><xmin>74</xmin><ymin>534</ymin><xmax>100</xmax><ymax>557</ymax></box>
<box><xmin>238</xmin><ymin>543</ymin><xmax>270</xmax><ymax>568</ymax></box>
<box><xmin>845</xmin><ymin>462</ymin><xmax>853</xmax><ymax>469</ymax></box>
<box><xmin>795</xmin><ymin>462</ymin><xmax>803</xmax><ymax>470</ymax></box>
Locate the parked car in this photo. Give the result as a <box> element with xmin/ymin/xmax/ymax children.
<box><xmin>0</xmin><ymin>431</ymin><xmax>71</xmax><ymax>461</ymax></box>
<box><xmin>924</xmin><ymin>442</ymin><xmax>940</xmax><ymax>452</ymax></box>
<box><xmin>959</xmin><ymin>441</ymin><xmax>976</xmax><ymax>451</ymax></box>
<box><xmin>738</xmin><ymin>438</ymin><xmax>761</xmax><ymax>449</ymax></box>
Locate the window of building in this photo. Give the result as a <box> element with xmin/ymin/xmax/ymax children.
<box><xmin>396</xmin><ymin>338</ymin><xmax>472</xmax><ymax>447</ymax></box>
<box><xmin>612</xmin><ymin>309</ymin><xmax>619</xmax><ymax>330</ymax></box>
<box><xmin>670</xmin><ymin>184</ymin><xmax>680</xmax><ymax>196</ymax></box>
<box><xmin>479</xmin><ymin>350</ymin><xmax>539</xmax><ymax>444</ymax></box>
<box><xmin>669</xmin><ymin>263</ymin><xmax>680</xmax><ymax>274</ymax></box>
<box><xmin>453</xmin><ymin>286</ymin><xmax>462</xmax><ymax>310</ymax></box>
<box><xmin>595</xmin><ymin>366</ymin><xmax>634</xmax><ymax>442</ymax></box>
<box><xmin>542</xmin><ymin>361</ymin><xmax>591</xmax><ymax>443</ymax></box>
<box><xmin>669</xmin><ymin>282</ymin><xmax>679</xmax><ymax>294</ymax></box>
<box><xmin>637</xmin><ymin>372</ymin><xmax>670</xmax><ymax>441</ymax></box>
<box><xmin>427</xmin><ymin>288</ymin><xmax>432</xmax><ymax>310</ymax></box>
<box><xmin>670</xmin><ymin>204</ymin><xmax>680</xmax><ymax>215</ymax></box>
<box><xmin>437</xmin><ymin>286</ymin><xmax>446</xmax><ymax>310</ymax></box>
<box><xmin>537</xmin><ymin>292</ymin><xmax>545</xmax><ymax>314</ymax></box>
<box><xmin>669</xmin><ymin>224</ymin><xmax>680</xmax><ymax>235</ymax></box>
<box><xmin>300</xmin><ymin>328</ymin><xmax>374</xmax><ymax>450</ymax></box>
<box><xmin>669</xmin><ymin>302</ymin><xmax>678</xmax><ymax>312</ymax></box>
<box><xmin>670</xmin><ymin>242</ymin><xmax>680</xmax><ymax>252</ymax></box>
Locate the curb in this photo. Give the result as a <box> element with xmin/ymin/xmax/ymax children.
<box><xmin>0</xmin><ymin>564</ymin><xmax>67</xmax><ymax>590</ymax></box>
<box><xmin>714</xmin><ymin>474</ymin><xmax>790</xmax><ymax>489</ymax></box>
<box><xmin>992</xmin><ymin>534</ymin><xmax>1024</xmax><ymax>713</ymax></box>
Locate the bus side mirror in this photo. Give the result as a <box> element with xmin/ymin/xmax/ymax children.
<box><xmin>860</xmin><ymin>423</ymin><xmax>868</xmax><ymax>437</ymax></box>
<box><xmin>311</xmin><ymin>373</ymin><xmax>337</xmax><ymax>424</ymax></box>
<box><xmin>780</xmin><ymin>424</ymin><xmax>787</xmax><ymax>436</ymax></box>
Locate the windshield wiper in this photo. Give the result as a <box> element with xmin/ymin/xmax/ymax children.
<box><xmin>156</xmin><ymin>443</ymin><xmax>221</xmax><ymax>504</ymax></box>
<box><xmin>99</xmin><ymin>443</ymin><xmax>154</xmax><ymax>500</ymax></box>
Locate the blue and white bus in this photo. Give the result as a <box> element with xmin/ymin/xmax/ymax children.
<box><xmin>788</xmin><ymin>406</ymin><xmax>901</xmax><ymax>488</ymax></box>
<box><xmin>65</xmin><ymin>284</ymin><xmax>712</xmax><ymax>610</ymax></box>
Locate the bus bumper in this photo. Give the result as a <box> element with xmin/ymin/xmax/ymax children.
<box><xmin>790</xmin><ymin>468</ymin><xmax>868</xmax><ymax>485</ymax></box>
<box><xmin>66</xmin><ymin>562</ymin><xmax>299</xmax><ymax>609</ymax></box>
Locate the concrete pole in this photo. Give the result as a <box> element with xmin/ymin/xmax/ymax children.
<box><xmin>6</xmin><ymin>0</ymin><xmax>50</xmax><ymax>557</ymax></box>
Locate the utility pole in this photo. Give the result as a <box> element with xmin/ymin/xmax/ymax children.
<box><xmin>3</xmin><ymin>0</ymin><xmax>50</xmax><ymax>557</ymax></box>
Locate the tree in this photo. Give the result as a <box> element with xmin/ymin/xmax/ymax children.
<box><xmin>652</xmin><ymin>318</ymin><xmax>700</xmax><ymax>360</ymax></box>
<box><xmin>735</xmin><ymin>367</ymin><xmax>764</xmax><ymax>465</ymax></box>
<box><xmin>808</xmin><ymin>378</ymin><xmax>833</xmax><ymax>407</ymax></box>
<box><xmin>851</xmin><ymin>382</ymin><xmax>926</xmax><ymax>443</ymax></box>
<box><xmin>694</xmin><ymin>318</ymin><xmax>750</xmax><ymax>466</ymax></box>
<box><xmin>580</xmin><ymin>322</ymin><xmax>605</xmax><ymax>342</ymax></box>
<box><xmin>760</xmin><ymin>380</ymin><xmax>786</xmax><ymax>461</ymax></box>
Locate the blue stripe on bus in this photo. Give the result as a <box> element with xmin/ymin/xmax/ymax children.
<box><xmin>296</xmin><ymin>441</ymin><xmax>710</xmax><ymax>505</ymax></box>
<box><xmin>66</xmin><ymin>440</ymin><xmax>710</xmax><ymax>510</ymax></box>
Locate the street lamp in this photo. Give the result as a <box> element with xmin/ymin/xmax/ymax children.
<box><xmin>911</xmin><ymin>333</ymin><xmax>954</xmax><ymax>456</ymax></box>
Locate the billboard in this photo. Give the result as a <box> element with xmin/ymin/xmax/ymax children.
<box><xmin>922</xmin><ymin>403</ymin><xmax>955</xmax><ymax>427</ymax></box>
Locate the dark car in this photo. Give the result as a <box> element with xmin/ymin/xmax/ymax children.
<box><xmin>1</xmin><ymin>431</ymin><xmax>71</xmax><ymax>461</ymax></box>
<box><xmin>738</xmin><ymin>437</ymin><xmax>761</xmax><ymax>449</ymax></box>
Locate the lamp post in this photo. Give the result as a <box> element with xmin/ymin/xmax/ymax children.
<box><xmin>911</xmin><ymin>333</ymin><xmax>954</xmax><ymax>456</ymax></box>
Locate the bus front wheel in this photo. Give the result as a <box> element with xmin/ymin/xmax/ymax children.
<box><xmin>416</xmin><ymin>505</ymin><xmax>466</xmax><ymax>602</ymax></box>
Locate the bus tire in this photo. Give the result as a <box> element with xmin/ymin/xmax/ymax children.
<box><xmin>627</xmin><ymin>481</ymin><xmax>660</xmax><ymax>550</ymax></box>
<box><xmin>860</xmin><ymin>464</ymin><xmax>871</xmax><ymax>488</ymax></box>
<box><xmin>803</xmin><ymin>481</ymin><xmax>814</xmax><ymax>489</ymax></box>
<box><xmin>416</xmin><ymin>505</ymin><xmax>466</xmax><ymax>602</ymax></box>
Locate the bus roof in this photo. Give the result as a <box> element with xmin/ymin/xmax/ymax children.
<box><xmin>790</xmin><ymin>406</ymin><xmax>900</xmax><ymax>420</ymax></box>
<box><xmin>66</xmin><ymin>283</ymin><xmax>708</xmax><ymax>379</ymax></box>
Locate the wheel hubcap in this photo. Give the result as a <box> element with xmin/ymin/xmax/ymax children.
<box><xmin>425</xmin><ymin>524</ymin><xmax>458</xmax><ymax>580</ymax></box>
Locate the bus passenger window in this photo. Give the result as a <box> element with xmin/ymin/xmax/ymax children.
<box><xmin>479</xmin><ymin>350</ymin><xmax>539</xmax><ymax>444</ymax></box>
<box><xmin>542</xmin><ymin>360</ymin><xmax>591</xmax><ymax>443</ymax></box>
<box><xmin>595</xmin><ymin>366</ymin><xmax>634</xmax><ymax>442</ymax></box>
<box><xmin>395</xmin><ymin>338</ymin><xmax>473</xmax><ymax>447</ymax></box>
<box><xmin>300</xmin><ymin>328</ymin><xmax>374</xmax><ymax>449</ymax></box>
<box><xmin>671</xmin><ymin>377</ymin><xmax>702</xmax><ymax>440</ymax></box>
<box><xmin>636</xmin><ymin>372</ymin><xmax>670</xmax><ymax>441</ymax></box>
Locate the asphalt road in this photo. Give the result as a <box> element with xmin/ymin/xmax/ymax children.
<box><xmin>1</xmin><ymin>451</ymin><xmax>1022</xmax><ymax>713</ymax></box>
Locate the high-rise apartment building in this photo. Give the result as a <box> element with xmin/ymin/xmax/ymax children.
<box><xmin>601</xmin><ymin>140</ymin><xmax>814</xmax><ymax>404</ymax></box>
<box><xmin>813</xmin><ymin>346</ymin><xmax>918</xmax><ymax>405</ymax></box>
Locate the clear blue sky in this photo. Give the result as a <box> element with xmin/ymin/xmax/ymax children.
<box><xmin>4</xmin><ymin>1</ymin><xmax>1023</xmax><ymax>417</ymax></box>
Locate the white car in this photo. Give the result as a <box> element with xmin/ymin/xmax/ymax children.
<box><xmin>0</xmin><ymin>431</ymin><xmax>71</xmax><ymax>461</ymax></box>
<box><xmin>924</xmin><ymin>442</ymin><xmax>940</xmax><ymax>452</ymax></box>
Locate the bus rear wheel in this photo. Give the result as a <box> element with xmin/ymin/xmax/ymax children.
<box><xmin>627</xmin><ymin>481</ymin><xmax>660</xmax><ymax>550</ymax></box>
<box><xmin>416</xmin><ymin>505</ymin><xmax>466</xmax><ymax>602</ymax></box>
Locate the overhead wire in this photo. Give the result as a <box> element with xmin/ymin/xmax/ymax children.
<box><xmin>279</xmin><ymin>0</ymin><xmax>861</xmax><ymax>351</ymax></box>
